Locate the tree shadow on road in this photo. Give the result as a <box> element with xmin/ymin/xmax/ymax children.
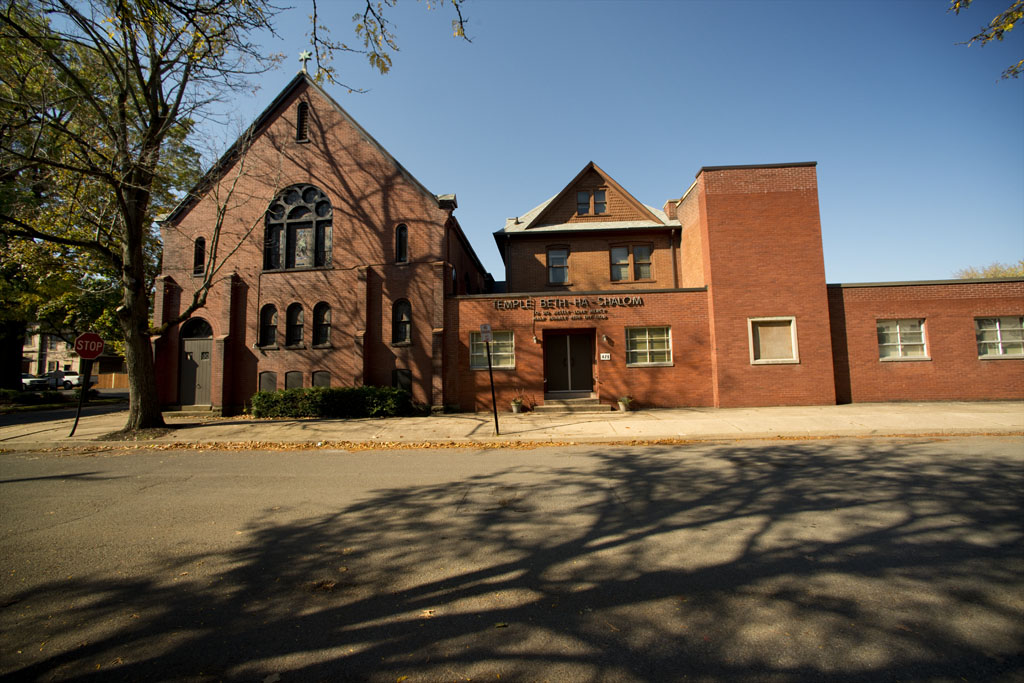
<box><xmin>3</xmin><ymin>439</ymin><xmax>1022</xmax><ymax>681</ymax></box>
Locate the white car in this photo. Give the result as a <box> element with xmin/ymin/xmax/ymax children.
<box><xmin>21</xmin><ymin>373</ymin><xmax>50</xmax><ymax>391</ymax></box>
<box><xmin>38</xmin><ymin>371</ymin><xmax>97</xmax><ymax>390</ymax></box>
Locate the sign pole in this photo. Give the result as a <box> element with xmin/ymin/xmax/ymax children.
<box><xmin>486</xmin><ymin>340</ymin><xmax>499</xmax><ymax>436</ymax></box>
<box><xmin>69</xmin><ymin>332</ymin><xmax>104</xmax><ymax>438</ymax></box>
<box><xmin>480</xmin><ymin>323</ymin><xmax>499</xmax><ymax>436</ymax></box>
<box><xmin>68</xmin><ymin>358</ymin><xmax>93</xmax><ymax>438</ymax></box>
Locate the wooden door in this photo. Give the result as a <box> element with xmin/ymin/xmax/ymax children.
<box><xmin>180</xmin><ymin>338</ymin><xmax>212</xmax><ymax>405</ymax></box>
<box><xmin>544</xmin><ymin>333</ymin><xmax>594</xmax><ymax>393</ymax></box>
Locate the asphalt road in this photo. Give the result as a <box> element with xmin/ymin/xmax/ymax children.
<box><xmin>1</xmin><ymin>437</ymin><xmax>1022</xmax><ymax>682</ymax></box>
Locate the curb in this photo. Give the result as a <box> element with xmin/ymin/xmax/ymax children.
<box><xmin>7</xmin><ymin>429</ymin><xmax>1023</xmax><ymax>453</ymax></box>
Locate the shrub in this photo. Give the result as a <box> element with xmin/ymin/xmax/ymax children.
<box><xmin>72</xmin><ymin>388</ymin><xmax>101</xmax><ymax>402</ymax></box>
<box><xmin>250</xmin><ymin>385</ymin><xmax>413</xmax><ymax>419</ymax></box>
<box><xmin>2</xmin><ymin>390</ymin><xmax>66</xmax><ymax>405</ymax></box>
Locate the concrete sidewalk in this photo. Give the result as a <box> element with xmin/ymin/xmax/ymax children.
<box><xmin>0</xmin><ymin>401</ymin><xmax>1021</xmax><ymax>448</ymax></box>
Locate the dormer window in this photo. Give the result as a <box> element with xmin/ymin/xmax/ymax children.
<box><xmin>576</xmin><ymin>191</ymin><xmax>589</xmax><ymax>215</ymax></box>
<box><xmin>576</xmin><ymin>189</ymin><xmax>607</xmax><ymax>215</ymax></box>
<box><xmin>296</xmin><ymin>102</ymin><xmax>309</xmax><ymax>141</ymax></box>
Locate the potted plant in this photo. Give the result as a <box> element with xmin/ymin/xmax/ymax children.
<box><xmin>617</xmin><ymin>395</ymin><xmax>633</xmax><ymax>412</ymax></box>
<box><xmin>510</xmin><ymin>397</ymin><xmax>524</xmax><ymax>413</ymax></box>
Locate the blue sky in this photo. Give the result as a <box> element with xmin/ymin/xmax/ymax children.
<box><xmin>209</xmin><ymin>0</ymin><xmax>1024</xmax><ymax>283</ymax></box>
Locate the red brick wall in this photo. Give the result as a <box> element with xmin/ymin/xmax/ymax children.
<box><xmin>505</xmin><ymin>232</ymin><xmax>677</xmax><ymax>293</ymax></box>
<box><xmin>829</xmin><ymin>281</ymin><xmax>1024</xmax><ymax>403</ymax></box>
<box><xmin>453</xmin><ymin>290</ymin><xmax>713</xmax><ymax>411</ymax></box>
<box><xmin>699</xmin><ymin>164</ymin><xmax>837</xmax><ymax>407</ymax></box>
<box><xmin>676</xmin><ymin>186</ymin><xmax>705</xmax><ymax>288</ymax></box>
<box><xmin>155</xmin><ymin>78</ymin><xmax>483</xmax><ymax>411</ymax></box>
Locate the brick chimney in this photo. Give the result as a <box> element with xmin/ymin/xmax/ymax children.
<box><xmin>662</xmin><ymin>199</ymin><xmax>678</xmax><ymax>221</ymax></box>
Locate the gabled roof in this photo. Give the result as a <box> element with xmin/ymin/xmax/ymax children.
<box><xmin>164</xmin><ymin>72</ymin><xmax>449</xmax><ymax>226</ymax></box>
<box><xmin>495</xmin><ymin>162</ymin><xmax>678</xmax><ymax>248</ymax></box>
<box><xmin>496</xmin><ymin>161</ymin><xmax>676</xmax><ymax>238</ymax></box>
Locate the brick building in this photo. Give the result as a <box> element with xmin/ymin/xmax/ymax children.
<box><xmin>154</xmin><ymin>74</ymin><xmax>1023</xmax><ymax>413</ymax></box>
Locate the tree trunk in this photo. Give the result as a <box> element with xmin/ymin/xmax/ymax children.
<box><xmin>120</xmin><ymin>299</ymin><xmax>166</xmax><ymax>431</ymax></box>
<box><xmin>119</xmin><ymin>174</ymin><xmax>165</xmax><ymax>432</ymax></box>
<box><xmin>0</xmin><ymin>321</ymin><xmax>27</xmax><ymax>391</ymax></box>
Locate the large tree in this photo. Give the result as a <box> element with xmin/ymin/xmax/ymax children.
<box><xmin>0</xmin><ymin>0</ymin><xmax>468</xmax><ymax>429</ymax></box>
<box><xmin>954</xmin><ymin>259</ymin><xmax>1024</xmax><ymax>278</ymax></box>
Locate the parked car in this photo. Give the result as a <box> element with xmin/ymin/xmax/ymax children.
<box><xmin>60</xmin><ymin>372</ymin><xmax>98</xmax><ymax>389</ymax></box>
<box><xmin>39</xmin><ymin>371</ymin><xmax>97</xmax><ymax>390</ymax></box>
<box><xmin>21</xmin><ymin>373</ymin><xmax>50</xmax><ymax>391</ymax></box>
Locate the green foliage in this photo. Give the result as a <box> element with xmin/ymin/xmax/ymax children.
<box><xmin>950</xmin><ymin>0</ymin><xmax>1024</xmax><ymax>78</ymax></box>
<box><xmin>250</xmin><ymin>386</ymin><xmax>414</xmax><ymax>419</ymax></box>
<box><xmin>72</xmin><ymin>387</ymin><xmax>101</xmax><ymax>402</ymax></box>
<box><xmin>309</xmin><ymin>0</ymin><xmax>470</xmax><ymax>90</ymax></box>
<box><xmin>0</xmin><ymin>389</ymin><xmax>65</xmax><ymax>405</ymax></box>
<box><xmin>954</xmin><ymin>259</ymin><xmax>1024</xmax><ymax>278</ymax></box>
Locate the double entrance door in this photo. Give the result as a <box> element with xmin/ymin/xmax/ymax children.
<box><xmin>543</xmin><ymin>332</ymin><xmax>594</xmax><ymax>394</ymax></box>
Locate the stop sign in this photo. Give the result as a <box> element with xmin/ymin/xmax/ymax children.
<box><xmin>74</xmin><ymin>332</ymin><xmax>104</xmax><ymax>360</ymax></box>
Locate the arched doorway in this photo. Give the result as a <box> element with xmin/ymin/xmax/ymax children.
<box><xmin>180</xmin><ymin>318</ymin><xmax>213</xmax><ymax>405</ymax></box>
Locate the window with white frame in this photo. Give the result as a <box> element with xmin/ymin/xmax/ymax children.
<box><xmin>626</xmin><ymin>326</ymin><xmax>672</xmax><ymax>366</ymax></box>
<box><xmin>547</xmin><ymin>247</ymin><xmax>569</xmax><ymax>284</ymax></box>
<box><xmin>976</xmin><ymin>316</ymin><xmax>1024</xmax><ymax>358</ymax></box>
<box><xmin>748</xmin><ymin>317</ymin><xmax>799</xmax><ymax>364</ymax></box>
<box><xmin>470</xmin><ymin>330</ymin><xmax>515</xmax><ymax>369</ymax></box>
<box><xmin>877</xmin><ymin>319</ymin><xmax>927</xmax><ymax>360</ymax></box>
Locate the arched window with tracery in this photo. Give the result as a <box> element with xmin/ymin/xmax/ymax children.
<box><xmin>258</xmin><ymin>305</ymin><xmax>277</xmax><ymax>347</ymax></box>
<box><xmin>313</xmin><ymin>302</ymin><xmax>331</xmax><ymax>346</ymax></box>
<box><xmin>264</xmin><ymin>184</ymin><xmax>332</xmax><ymax>270</ymax></box>
<box><xmin>192</xmin><ymin>237</ymin><xmax>206</xmax><ymax>275</ymax></box>
<box><xmin>286</xmin><ymin>303</ymin><xmax>304</xmax><ymax>346</ymax></box>
<box><xmin>392</xmin><ymin>299</ymin><xmax>412</xmax><ymax>345</ymax></box>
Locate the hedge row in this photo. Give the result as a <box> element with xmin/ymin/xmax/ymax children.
<box><xmin>250</xmin><ymin>386</ymin><xmax>415</xmax><ymax>419</ymax></box>
<box><xmin>0</xmin><ymin>388</ymin><xmax>101</xmax><ymax>405</ymax></box>
<box><xmin>0</xmin><ymin>389</ymin><xmax>65</xmax><ymax>405</ymax></box>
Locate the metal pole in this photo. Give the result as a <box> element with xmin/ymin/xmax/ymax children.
<box><xmin>68</xmin><ymin>358</ymin><xmax>93</xmax><ymax>438</ymax></box>
<box><xmin>486</xmin><ymin>340</ymin><xmax>499</xmax><ymax>436</ymax></box>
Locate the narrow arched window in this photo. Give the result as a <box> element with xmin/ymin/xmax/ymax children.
<box><xmin>392</xmin><ymin>299</ymin><xmax>411</xmax><ymax>344</ymax></box>
<box><xmin>395</xmin><ymin>224</ymin><xmax>408</xmax><ymax>263</ymax></box>
<box><xmin>258</xmin><ymin>305</ymin><xmax>277</xmax><ymax>347</ymax></box>
<box><xmin>296</xmin><ymin>102</ymin><xmax>309</xmax><ymax>141</ymax></box>
<box><xmin>192</xmin><ymin>237</ymin><xmax>206</xmax><ymax>275</ymax></box>
<box><xmin>286</xmin><ymin>303</ymin><xmax>304</xmax><ymax>346</ymax></box>
<box><xmin>264</xmin><ymin>184</ymin><xmax>332</xmax><ymax>270</ymax></box>
<box><xmin>313</xmin><ymin>302</ymin><xmax>331</xmax><ymax>346</ymax></box>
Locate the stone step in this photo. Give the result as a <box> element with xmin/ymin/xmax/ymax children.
<box><xmin>534</xmin><ymin>398</ymin><xmax>613</xmax><ymax>413</ymax></box>
<box><xmin>163</xmin><ymin>405</ymin><xmax>222</xmax><ymax>418</ymax></box>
